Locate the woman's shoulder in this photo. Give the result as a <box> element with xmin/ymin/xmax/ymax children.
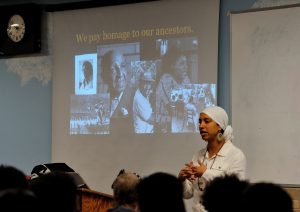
<box><xmin>226</xmin><ymin>141</ymin><xmax>246</xmax><ymax>158</ymax></box>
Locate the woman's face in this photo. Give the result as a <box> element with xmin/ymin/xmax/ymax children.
<box><xmin>199</xmin><ymin>113</ymin><xmax>221</xmax><ymax>142</ymax></box>
<box><xmin>173</xmin><ymin>55</ymin><xmax>188</xmax><ymax>81</ymax></box>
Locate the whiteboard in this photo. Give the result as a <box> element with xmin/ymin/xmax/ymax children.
<box><xmin>230</xmin><ymin>5</ymin><xmax>300</xmax><ymax>185</ymax></box>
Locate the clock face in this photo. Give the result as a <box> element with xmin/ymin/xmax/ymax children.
<box><xmin>7</xmin><ymin>14</ymin><xmax>25</xmax><ymax>43</ymax></box>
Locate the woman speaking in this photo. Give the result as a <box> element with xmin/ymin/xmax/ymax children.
<box><xmin>178</xmin><ymin>106</ymin><xmax>246</xmax><ymax>212</ymax></box>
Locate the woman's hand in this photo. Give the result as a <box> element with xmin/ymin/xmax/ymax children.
<box><xmin>191</xmin><ymin>160</ymin><xmax>207</xmax><ymax>178</ymax></box>
<box><xmin>178</xmin><ymin>161</ymin><xmax>195</xmax><ymax>182</ymax></box>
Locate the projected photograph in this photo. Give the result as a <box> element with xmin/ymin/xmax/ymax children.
<box><xmin>155</xmin><ymin>37</ymin><xmax>199</xmax><ymax>133</ymax></box>
<box><xmin>75</xmin><ymin>54</ymin><xmax>97</xmax><ymax>95</ymax></box>
<box><xmin>97</xmin><ymin>43</ymin><xmax>140</xmax><ymax>133</ymax></box>
<box><xmin>169</xmin><ymin>84</ymin><xmax>216</xmax><ymax>133</ymax></box>
<box><xmin>70</xmin><ymin>94</ymin><xmax>110</xmax><ymax>135</ymax></box>
<box><xmin>131</xmin><ymin>60</ymin><xmax>158</xmax><ymax>134</ymax></box>
<box><xmin>69</xmin><ymin>37</ymin><xmax>217</xmax><ymax>135</ymax></box>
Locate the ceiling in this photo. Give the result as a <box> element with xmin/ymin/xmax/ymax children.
<box><xmin>0</xmin><ymin>0</ymin><xmax>158</xmax><ymax>11</ymax></box>
<box><xmin>0</xmin><ymin>0</ymin><xmax>89</xmax><ymax>5</ymax></box>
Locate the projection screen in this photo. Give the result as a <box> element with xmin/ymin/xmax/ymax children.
<box><xmin>52</xmin><ymin>0</ymin><xmax>219</xmax><ymax>193</ymax></box>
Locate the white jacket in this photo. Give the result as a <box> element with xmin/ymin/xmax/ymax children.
<box><xmin>183</xmin><ymin>141</ymin><xmax>246</xmax><ymax>212</ymax></box>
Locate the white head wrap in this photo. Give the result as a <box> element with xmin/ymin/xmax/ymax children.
<box><xmin>201</xmin><ymin>106</ymin><xmax>233</xmax><ymax>142</ymax></box>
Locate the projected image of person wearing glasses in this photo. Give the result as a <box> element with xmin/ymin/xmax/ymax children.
<box><xmin>100</xmin><ymin>49</ymin><xmax>134</xmax><ymax>133</ymax></box>
<box><xmin>178</xmin><ymin>106</ymin><xmax>246</xmax><ymax>212</ymax></box>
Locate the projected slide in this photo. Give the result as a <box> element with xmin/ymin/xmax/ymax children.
<box><xmin>53</xmin><ymin>0</ymin><xmax>220</xmax><ymax>193</ymax></box>
<box><xmin>70</xmin><ymin>37</ymin><xmax>216</xmax><ymax>135</ymax></box>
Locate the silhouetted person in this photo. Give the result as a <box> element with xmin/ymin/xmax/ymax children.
<box><xmin>0</xmin><ymin>165</ymin><xmax>28</xmax><ymax>191</ymax></box>
<box><xmin>137</xmin><ymin>172</ymin><xmax>186</xmax><ymax>212</ymax></box>
<box><xmin>0</xmin><ymin>165</ymin><xmax>39</xmax><ymax>211</ymax></box>
<box><xmin>29</xmin><ymin>171</ymin><xmax>78</xmax><ymax>212</ymax></box>
<box><xmin>243</xmin><ymin>182</ymin><xmax>293</xmax><ymax>212</ymax></box>
<box><xmin>202</xmin><ymin>174</ymin><xmax>250</xmax><ymax>212</ymax></box>
<box><xmin>0</xmin><ymin>189</ymin><xmax>39</xmax><ymax>212</ymax></box>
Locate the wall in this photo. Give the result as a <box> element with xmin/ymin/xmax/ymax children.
<box><xmin>0</xmin><ymin>58</ymin><xmax>51</xmax><ymax>174</ymax></box>
<box><xmin>0</xmin><ymin>8</ymin><xmax>52</xmax><ymax>174</ymax></box>
<box><xmin>0</xmin><ymin>0</ymin><xmax>255</xmax><ymax>174</ymax></box>
<box><xmin>0</xmin><ymin>0</ymin><xmax>296</xmax><ymax>179</ymax></box>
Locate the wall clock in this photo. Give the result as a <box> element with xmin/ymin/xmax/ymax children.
<box><xmin>0</xmin><ymin>4</ymin><xmax>42</xmax><ymax>57</ymax></box>
<box><xmin>7</xmin><ymin>14</ymin><xmax>26</xmax><ymax>43</ymax></box>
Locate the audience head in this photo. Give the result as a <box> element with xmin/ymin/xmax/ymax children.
<box><xmin>101</xmin><ymin>50</ymin><xmax>127</xmax><ymax>97</ymax></box>
<box><xmin>137</xmin><ymin>172</ymin><xmax>186</xmax><ymax>212</ymax></box>
<box><xmin>111</xmin><ymin>169</ymin><xmax>140</xmax><ymax>208</ymax></box>
<box><xmin>0</xmin><ymin>165</ymin><xmax>28</xmax><ymax>191</ymax></box>
<box><xmin>202</xmin><ymin>174</ymin><xmax>250</xmax><ymax>212</ymax></box>
<box><xmin>243</xmin><ymin>182</ymin><xmax>293</xmax><ymax>212</ymax></box>
<box><xmin>29</xmin><ymin>171</ymin><xmax>78</xmax><ymax>212</ymax></box>
<box><xmin>0</xmin><ymin>189</ymin><xmax>39</xmax><ymax>212</ymax></box>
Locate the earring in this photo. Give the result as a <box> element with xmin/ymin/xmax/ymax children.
<box><xmin>217</xmin><ymin>132</ymin><xmax>223</xmax><ymax>142</ymax></box>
